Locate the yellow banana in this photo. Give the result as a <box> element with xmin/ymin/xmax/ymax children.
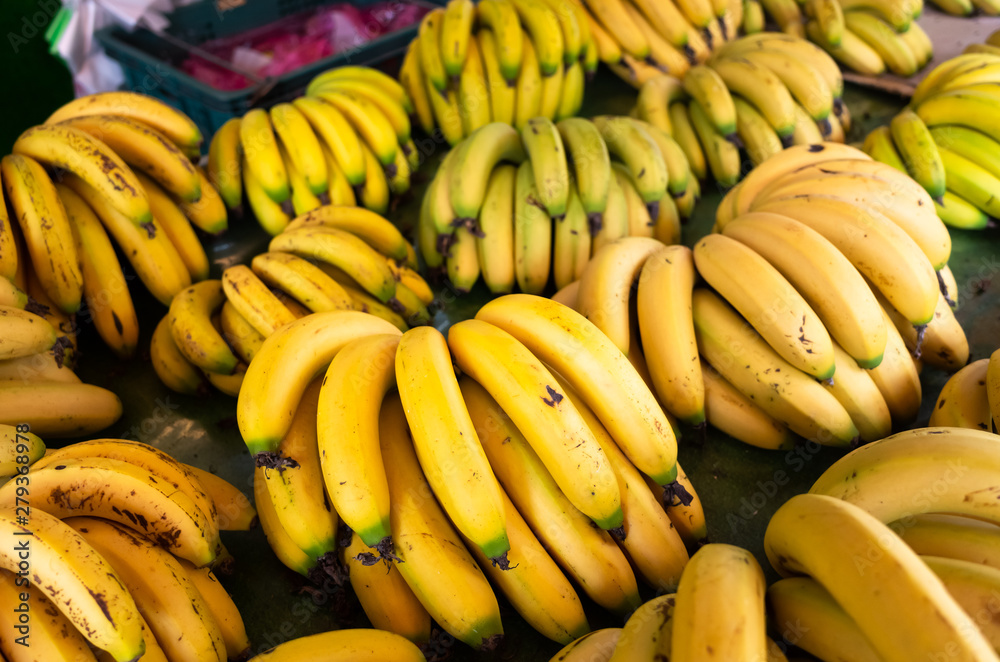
<box><xmin>150</xmin><ymin>313</ymin><xmax>206</xmax><ymax>395</ymax></box>
<box><xmin>292</xmin><ymin>96</ymin><xmax>366</xmax><ymax>187</ymax></box>
<box><xmin>221</xmin><ymin>264</ymin><xmax>298</xmax><ymax>337</ymax></box>
<box><xmin>207</xmin><ymin>117</ymin><xmax>242</xmax><ymax>210</ymax></box>
<box><xmin>239</xmin><ymin>108</ymin><xmax>290</xmax><ymax>203</ymax></box>
<box><xmin>168</xmin><ymin>279</ymin><xmax>238</xmax><ymax>375</ymax></box>
<box><xmin>514</xmin><ymin>160</ymin><xmax>553</xmax><ymax>294</ymax></box>
<box><xmin>929</xmin><ymin>358</ymin><xmax>991</xmax><ymax>430</ymax></box>
<box><xmin>251</xmin><ymin>251</ymin><xmax>352</xmax><ymax>313</ymax></box>
<box><xmin>134</xmin><ymin>170</ymin><xmax>210</xmax><ymax>282</ymax></box>
<box><xmin>252</xmin><ymin>629</ymin><xmax>427</xmax><ymax>661</ymax></box>
<box><xmin>175</xmin><ymin>557</ymin><xmax>252</xmax><ymax>661</ymax></box>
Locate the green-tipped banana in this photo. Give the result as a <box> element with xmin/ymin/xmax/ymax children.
<box><xmin>556</xmin><ymin>117</ymin><xmax>612</xmax><ymax>231</ymax></box>
<box><xmin>521</xmin><ymin>116</ymin><xmax>570</xmax><ymax>218</ymax></box>
<box><xmin>590</xmin><ymin>116</ymin><xmax>669</xmax><ymax>216</ymax></box>
<box><xmin>890</xmin><ymin>108</ymin><xmax>946</xmax><ymax>201</ymax></box>
<box><xmin>682</xmin><ymin>65</ymin><xmax>738</xmax><ymax>140</ymax></box>
<box><xmin>449</xmin><ymin>123</ymin><xmax>527</xmax><ymax>223</ymax></box>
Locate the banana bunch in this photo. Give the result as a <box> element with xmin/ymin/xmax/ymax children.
<box><xmin>1</xmin><ymin>91</ymin><xmax>222</xmax><ymax>362</ymax></box>
<box><xmin>551</xmin><ymin>544</ymin><xmax>791</xmax><ymax>661</ymax></box>
<box><xmin>151</xmin><ymin>205</ymin><xmax>434</xmax><ymax>397</ymax></box>
<box><xmin>398</xmin><ymin>0</ymin><xmax>592</xmax><ymax>147</ymax></box>
<box><xmin>207</xmin><ymin>66</ymin><xmax>417</xmax><ymax>234</ymax></box>
<box><xmin>570</xmin><ymin>0</ymin><xmax>748</xmax><ymax>89</ymax></box>
<box><xmin>768</xmin><ymin>426</ymin><xmax>1000</xmax><ymax>660</ymax></box>
<box><xmin>744</xmin><ymin>0</ymin><xmax>933</xmax><ymax>75</ymax></box>
<box><xmin>861</xmin><ymin>52</ymin><xmax>1000</xmax><ymax>231</ymax></box>
<box><xmin>0</xmin><ymin>437</ymin><xmax>254</xmax><ymax>662</ymax></box>
<box><xmin>928</xmin><ymin>0</ymin><xmax>999</xmax><ymax>19</ymax></box>
<box><xmin>704</xmin><ymin>143</ymin><xmax>968</xmax><ymax>444</ymax></box>
<box><xmin>630</xmin><ymin>35</ymin><xmax>848</xmax><ymax>188</ymax></box>
<box><xmin>0</xmin><ymin>283</ymin><xmax>123</xmax><ymax>436</ymax></box>
<box><xmin>702</xmin><ymin>143</ymin><xmax>968</xmax><ymax>443</ymax></box>
<box><xmin>234</xmin><ymin>296</ymin><xmax>705</xmax><ymax>648</ymax></box>
<box><xmin>930</xmin><ymin>349</ymin><xmax>1000</xmax><ymax>430</ymax></box>
<box><xmin>420</xmin><ymin>117</ymin><xmax>694</xmax><ymax>294</ymax></box>
<box><xmin>251</xmin><ymin>629</ymin><xmax>428</xmax><ymax>661</ymax></box>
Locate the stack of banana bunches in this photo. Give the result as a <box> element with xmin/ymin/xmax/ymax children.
<box><xmin>631</xmin><ymin>33</ymin><xmax>850</xmax><ymax>188</ymax></box>
<box><xmin>151</xmin><ymin>206</ymin><xmax>435</xmax><ymax>397</ymax></box>
<box><xmin>418</xmin><ymin>117</ymin><xmax>694</xmax><ymax>294</ymax></box>
<box><xmin>398</xmin><ymin>0</ymin><xmax>595</xmax><ymax>147</ymax></box>
<box><xmin>565</xmin><ymin>427</ymin><xmax>1000</xmax><ymax>660</ymax></box>
<box><xmin>207</xmin><ymin>66</ymin><xmax>420</xmax><ymax>232</ymax></box>
<box><xmin>862</xmin><ymin>51</ymin><xmax>1000</xmax><ymax>231</ymax></box>
<box><xmin>0</xmin><ymin>91</ymin><xmax>226</xmax><ymax>438</ymax></box>
<box><xmin>551</xmin><ymin>142</ymin><xmax>965</xmax><ymax>454</ymax></box>
<box><xmin>0</xmin><ymin>437</ymin><xmax>257</xmax><ymax>662</ymax></box>
<box><xmin>231</xmin><ymin>294</ymin><xmax>706</xmax><ymax>651</ymax></box>
<box><xmin>743</xmin><ymin>0</ymin><xmax>934</xmax><ymax>76</ymax></box>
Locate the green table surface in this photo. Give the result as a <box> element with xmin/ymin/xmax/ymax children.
<box><xmin>31</xmin><ymin>69</ymin><xmax>999</xmax><ymax>660</ymax></box>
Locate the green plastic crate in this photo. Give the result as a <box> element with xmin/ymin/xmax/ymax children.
<box><xmin>95</xmin><ymin>0</ymin><xmax>436</xmax><ymax>146</ymax></box>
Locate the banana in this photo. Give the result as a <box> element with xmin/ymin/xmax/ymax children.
<box><xmin>461</xmin><ymin>376</ymin><xmax>641</xmax><ymax>615</ymax></box>
<box><xmin>742</xmin><ymin>0</ymin><xmax>765</xmax><ymax>32</ymax></box>
<box><xmin>257</xmin><ymin>378</ymin><xmax>339</xmax><ymax>561</ymax></box>
<box><xmin>892</xmin><ymin>514</ymin><xmax>1000</xmax><ymax>570</ymax></box>
<box><xmin>456</xmin><ymin>36</ymin><xmax>492</xmax><ymax>136</ymax></box>
<box><xmin>336</xmin><ymin>280</ymin><xmax>408</xmax><ymax>331</ymax></box>
<box><xmin>675</xmin><ymin>0</ymin><xmax>716</xmax><ymax>28</ymax></box>
<box><xmin>669</xmin><ymin>102</ymin><xmax>709</xmax><ymax>181</ymax></box>
<box><xmin>890</xmin><ymin>108</ymin><xmax>946</xmax><ymax>201</ymax></box>
<box><xmin>0</xmin><ymin>423</ymin><xmax>44</xmax><ymax>479</ymax></box>
<box><xmin>591</xmin><ymin>169</ymin><xmax>629</xmax><ymax>254</ymax></box>
<box><xmin>477</xmin><ymin>0</ymin><xmax>524</xmax><ymax>82</ymax></box>
<box><xmin>608</xmin><ymin>594</ymin><xmax>674</xmax><ymax>662</ymax></box>
<box><xmin>838</xmin><ymin>0</ymin><xmax>913</xmax><ymax>31</ymax></box>
<box><xmin>721</xmin><ymin>212</ymin><xmax>887</xmax><ymax>369</ymax></box>
<box><xmin>636</xmin><ymin>244</ymin><xmax>705</xmax><ymax>426</ymax></box>
<box><xmin>900</xmin><ymin>19</ymin><xmax>933</xmax><ymax>67</ymax></box>
<box><xmin>559</xmin><ymin>378</ymin><xmax>689</xmax><ymax>592</ymax></box>
<box><xmin>464</xmin><ymin>487</ymin><xmax>591</xmax><ymax>645</ymax></box>
<box><xmin>865</xmin><ymin>304</ymin><xmax>923</xmax><ymax>427</ymax></box>
<box><xmin>312</xmin><ymin>78</ymin><xmax>411</xmax><ymax>146</ymax></box>
<box><xmin>842</xmin><ymin>12</ymin><xmax>918</xmax><ymax>76</ymax></box>
<box><xmin>521</xmin><ymin>116</ymin><xmax>571</xmax><ymax>218</ymax></box>
<box><xmin>2</xmin><ymin>154</ymin><xmax>83</xmax><ymax>314</ymax></box>
<box><xmin>238</xmin><ymin>108</ymin><xmax>290</xmax><ymax>204</ymax></box>
<box><xmin>740</xmin><ymin>49</ymin><xmax>835</xmax><ymax>127</ymax></box>
<box><xmin>633</xmin><ymin>76</ymin><xmax>683</xmax><ymax>136</ymax></box>
<box><xmin>314</xmin><ymin>91</ymin><xmax>397</xmax><ymax>170</ymax></box>
<box><xmin>701</xmin><ymin>361</ymin><xmax>796</xmax><ymax>450</ymax></box>
<box><xmin>175</xmin><ymin>162</ymin><xmax>229</xmax><ymax>233</ymax></box>
<box><xmin>449</xmin><ymin>123</ymin><xmax>526</xmax><ymax>223</ymax></box>
<box><xmin>269</xmin><ymin>103</ymin><xmax>328</xmax><ymax>198</ymax></box>
<box><xmin>134</xmin><ymin>170</ymin><xmax>210</xmax><ymax>282</ymax></box>
<box><xmin>252</xmin><ymin>466</ymin><xmax>318</xmax><ymax>577</ymax></box>
<box><xmin>378</xmin><ymin>393</ymin><xmax>505</xmax><ymax>649</ymax></box>
<box><xmin>553</xmin><ymin>181</ymin><xmax>591</xmax><ymax>290</ymax></box>
<box><xmin>168</xmin><ymin>279</ymin><xmax>237</xmax><ymax>374</ymax></box>
<box><xmin>13</xmin><ymin>124</ymin><xmax>151</xmax><ymax>227</ymax></box>
<box><xmin>66</xmin><ymin>517</ymin><xmax>226</xmax><ymax>662</ymax></box>
<box><xmin>257</xmin><ymin>630</ymin><xmax>427</xmax><ymax>661</ymax></box>
<box><xmin>576</xmin><ymin>0</ymin><xmax>624</xmax><ymax>64</ymax></box>
<box><xmin>243</xmin><ymin>154</ymin><xmax>292</xmax><ymax>235</ymax></box>
<box><xmin>317</xmin><ymin>333</ymin><xmax>399</xmax><ymax>556</ymax></box>
<box><xmin>150</xmin><ymin>313</ymin><xmax>206</xmax><ymax>394</ymax></box>
<box><xmin>61</xmin><ymin>173</ymin><xmax>191</xmax><ymax>306</ymax></box>
<box><xmin>513</xmin><ymin>160</ymin><xmax>553</xmax><ymax>294</ymax></box>
<box><xmin>767</xmin><ymin>577</ymin><xmax>882</xmax><ymax>662</ymax></box>
<box><xmin>477</xmin><ymin>294</ymin><xmax>681</xmax><ymax>485</ymax></box>
<box><xmin>268</xmin><ymin>226</ymin><xmax>398</xmax><ymax>305</ymax></box>
<box><xmin>929</xmin><ymin>358</ymin><xmax>991</xmax><ymax>430</ymax></box>
<box><xmin>449</xmin><ymin>318</ymin><xmax>623</xmax><ymax>529</ymax></box>
<box><xmin>753</xmin><ymin>195</ymin><xmax>938</xmax><ymax>326</ymax></box>
<box><xmin>682</xmin><ymin>65</ymin><xmax>738</xmax><ymax>139</ymax></box>
<box><xmin>440</xmin><ymin>0</ymin><xmax>475</xmax><ymax>80</ymax></box>
<box><xmin>620</xmin><ymin>2</ymin><xmax>689</xmax><ymax>76</ymax></box>
<box><xmin>478</xmin><ymin>29</ymin><xmax>517</xmax><ymax>126</ymax></box>
<box><xmin>716</xmin><ymin>32</ymin><xmax>846</xmax><ymax>99</ymax></box>
<box><xmin>790</xmin><ymin>103</ymin><xmax>827</xmax><ymax>144</ymax></box>
<box><xmin>204</xmin><ymin>362</ymin><xmax>245</xmax><ymax>397</ymax></box>
<box><xmin>475</xmin><ymin>164</ymin><xmax>517</xmax><ymax>294</ymax></box>
<box><xmin>805</xmin><ymin>0</ymin><xmax>845</xmax><ymax>45</ymax></box>
<box><xmin>0</xmin><ymin>566</ymin><xmax>100</xmax><ymax>662</ymax></box>
<box><xmin>356</xmin><ymin>141</ymin><xmax>390</xmax><ymax>215</ymax></box>
<box><xmin>237</xmin><ymin>310</ymin><xmax>401</xmax><ymax>454</ymax></box>
<box><xmin>0</xmin><ymin>508</ymin><xmax>145</xmax><ymax>662</ymax></box>
<box><xmin>445</xmin><ymin>223</ymin><xmax>481</xmax><ymax>293</ymax></box>
<box><xmin>2</xmin><ymin>452</ymin><xmax>217</xmax><ymax>565</ymax></box>
<box><xmin>693</xmin><ymin>288</ymin><xmax>859</xmax><ymax>445</ymax></box>
<box><xmin>688</xmin><ymin>100</ymin><xmax>742</xmax><ymax>187</ymax></box>
<box><xmin>592</xmin><ymin>116</ymin><xmax>669</xmax><ymax>211</ymax></box>
<box><xmin>922</xmin><ymin>555</ymin><xmax>1000</xmax><ymax>649</ymax></box>
<box><xmin>283</xmin><ymin>205</ymin><xmax>409</xmax><ymax>262</ymax></box>
<box><xmin>551</xmin><ymin>628</ymin><xmax>624</xmax><ymax>661</ymax></box>
<box><xmin>576</xmin><ymin>236</ymin><xmax>663</xmax><ymax>354</ymax></box>
<box><xmin>732</xmin><ymin>96</ymin><xmax>784</xmax><ymax>166</ymax></box>
<box><xmin>863</xmin><ymin>124</ymin><xmax>907</xmax><ymax>172</ymax></box>
<box><xmin>207</xmin><ymin>117</ymin><xmax>242</xmax><ymax>210</ymax></box>
<box><xmin>508</xmin><ymin>0</ymin><xmax>565</xmax><ymax>75</ymax></box>
<box><xmin>938</xmin><ymin>144</ymin><xmax>1000</xmax><ymax>219</ymax></box>
<box><xmin>418</xmin><ymin>7</ymin><xmax>450</xmax><ymax>94</ymax></box>
<box><xmin>671</xmin><ymin>544</ymin><xmax>767</xmax><ymax>660</ymax></box>
<box><xmin>222</xmin><ymin>263</ymin><xmax>298</xmax><ymax>337</ymax></box>
<box><xmin>541</xmin><ymin>0</ymin><xmax>585</xmax><ymax>64</ymax></box>
<box><xmin>0</xmin><ymin>180</ymin><xmax>16</xmax><ymax>282</ymax></box>
<box><xmin>292</xmin><ymin>96</ymin><xmax>366</xmax><ymax>187</ymax></box>
<box><xmin>308</xmin><ymin>66</ymin><xmax>412</xmax><ymax>109</ymax></box>
<box><xmin>557</xmin><ymin>117</ymin><xmax>612</xmax><ymax>227</ymax></box>
<box><xmin>694</xmin><ymin>233</ymin><xmax>836</xmax><ymax>380</ymax></box>
<box><xmin>750</xmin><ymin>166</ymin><xmax>951</xmax><ymax>271</ymax></box>
<box><xmin>341</xmin><ymin>529</ymin><xmax>431</xmax><ymax>644</ymax></box>
<box><xmin>0</xmin><ymin>305</ymin><xmax>56</xmax><ymax>361</ymax></box>
<box><xmin>175</xmin><ymin>558</ymin><xmax>251</xmax><ymax>660</ymax></box>
<box><xmin>538</xmin><ymin>61</ymin><xmax>566</xmax><ymax>121</ymax></box>
<box><xmin>614</xmin><ymin>166</ymin><xmax>652</xmax><ymax>237</ymax></box>
<box><xmin>427</xmin><ymin>79</ymin><xmax>466</xmax><ymax>146</ymax></box>
<box><xmin>709</xmin><ymin>56</ymin><xmax>798</xmax><ymax>139</ymax></box>
<box><xmin>250</xmin><ymin>251</ymin><xmax>351</xmax><ymax>313</ymax></box>
<box><xmin>645</xmin><ymin>460</ymin><xmax>708</xmax><ymax>545</ymax></box>
<box><xmin>399</xmin><ymin>39</ymin><xmax>436</xmax><ymax>136</ymax></box>
<box><xmin>883</xmin><ymin>289</ymin><xmax>967</xmax><ymax>372</ymax></box>
<box><xmin>810</xmin><ymin>20</ymin><xmax>887</xmax><ymax>75</ymax></box>
<box><xmin>0</xmin><ymin>350</ymin><xmax>80</xmax><ymax>385</ymax></box>
<box><xmin>989</xmin><ymin>349</ymin><xmax>1000</xmax><ymax>432</ymax></box>
<box><xmin>822</xmin><ymin>341</ymin><xmax>893</xmax><ymax>442</ymax></box>
<box><xmin>765</xmin><ymin>492</ymin><xmax>997</xmax><ymax>662</ymax></box>
<box><xmin>394</xmin><ymin>326</ymin><xmax>509</xmax><ymax>562</ymax></box>
<box><xmin>931</xmin><ymin>125</ymin><xmax>1000</xmax><ymax>186</ymax></box>
<box><xmin>911</xmin><ymin>53</ymin><xmax>995</xmax><ymax>105</ymax></box>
